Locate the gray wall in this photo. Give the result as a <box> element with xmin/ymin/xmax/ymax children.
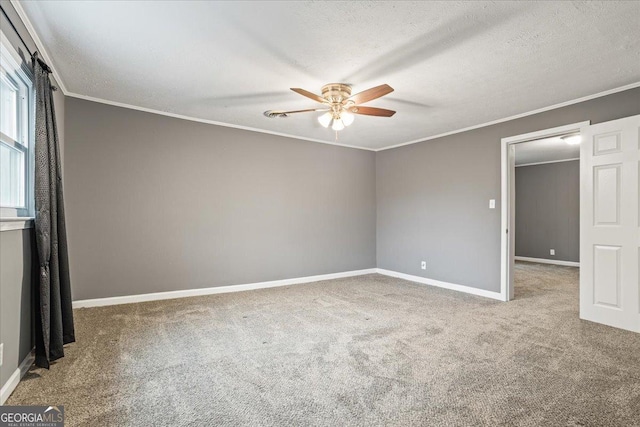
<box><xmin>376</xmin><ymin>87</ymin><xmax>640</xmax><ymax>292</ymax></box>
<box><xmin>515</xmin><ymin>160</ymin><xmax>579</xmax><ymax>262</ymax></box>
<box><xmin>0</xmin><ymin>230</ymin><xmax>35</xmax><ymax>388</ymax></box>
<box><xmin>64</xmin><ymin>98</ymin><xmax>376</xmax><ymax>301</ymax></box>
<box><xmin>0</xmin><ymin>0</ymin><xmax>65</xmax><ymax>392</ymax></box>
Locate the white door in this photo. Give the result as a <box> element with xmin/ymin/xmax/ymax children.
<box><xmin>580</xmin><ymin>114</ymin><xmax>640</xmax><ymax>333</ymax></box>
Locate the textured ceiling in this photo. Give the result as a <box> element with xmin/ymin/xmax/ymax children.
<box><xmin>17</xmin><ymin>1</ymin><xmax>640</xmax><ymax>150</ymax></box>
<box><xmin>515</xmin><ymin>136</ymin><xmax>580</xmax><ymax>166</ymax></box>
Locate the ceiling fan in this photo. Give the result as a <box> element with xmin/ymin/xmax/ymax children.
<box><xmin>264</xmin><ymin>83</ymin><xmax>396</xmax><ymax>131</ymax></box>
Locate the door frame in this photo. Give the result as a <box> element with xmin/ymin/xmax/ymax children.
<box><xmin>499</xmin><ymin>121</ymin><xmax>590</xmax><ymax>301</ymax></box>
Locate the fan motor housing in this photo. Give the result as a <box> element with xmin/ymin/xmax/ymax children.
<box><xmin>321</xmin><ymin>83</ymin><xmax>352</xmax><ymax>103</ymax></box>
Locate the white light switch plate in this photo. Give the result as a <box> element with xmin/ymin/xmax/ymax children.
<box><xmin>421</xmin><ymin>261</ymin><xmax>426</xmax><ymax>270</ymax></box>
<box><xmin>489</xmin><ymin>199</ymin><xmax>496</xmax><ymax>209</ymax></box>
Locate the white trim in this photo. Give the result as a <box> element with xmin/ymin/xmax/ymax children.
<box><xmin>66</xmin><ymin>83</ymin><xmax>640</xmax><ymax>153</ymax></box>
<box><xmin>0</xmin><ymin>217</ymin><xmax>34</xmax><ymax>231</ymax></box>
<box><xmin>72</xmin><ymin>268</ymin><xmax>507</xmax><ymax>308</ymax></box>
<box><xmin>500</xmin><ymin>121</ymin><xmax>589</xmax><ymax>301</ymax></box>
<box><xmin>64</xmin><ymin>92</ymin><xmax>376</xmax><ymax>152</ymax></box>
<box><xmin>516</xmin><ymin>158</ymin><xmax>579</xmax><ymax>168</ymax></box>
<box><xmin>0</xmin><ymin>349</ymin><xmax>34</xmax><ymax>405</ymax></box>
<box><xmin>59</xmin><ymin>83</ymin><xmax>640</xmax><ymax>154</ymax></box>
<box><xmin>375</xmin><ymin>268</ymin><xmax>504</xmax><ymax>301</ymax></box>
<box><xmin>515</xmin><ymin>256</ymin><xmax>580</xmax><ymax>268</ymax></box>
<box><xmin>8</xmin><ymin>1</ymin><xmax>640</xmax><ymax>152</ymax></box>
<box><xmin>72</xmin><ymin>269</ymin><xmax>377</xmax><ymax>308</ymax></box>
<box><xmin>1</xmin><ymin>28</ymin><xmax>35</xmax><ymax>219</ymax></box>
<box><xmin>378</xmin><ymin>83</ymin><xmax>639</xmax><ymax>151</ymax></box>
<box><xmin>501</xmin><ymin>121</ymin><xmax>591</xmax><ymax>145</ymax></box>
<box><xmin>10</xmin><ymin>0</ymin><xmax>67</xmax><ymax>94</ymax></box>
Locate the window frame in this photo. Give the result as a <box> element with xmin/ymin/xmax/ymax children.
<box><xmin>0</xmin><ymin>30</ymin><xmax>34</xmax><ymax>219</ymax></box>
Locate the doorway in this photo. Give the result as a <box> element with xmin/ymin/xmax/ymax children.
<box><xmin>500</xmin><ymin>121</ymin><xmax>589</xmax><ymax>301</ymax></box>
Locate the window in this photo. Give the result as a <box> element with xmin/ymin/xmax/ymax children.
<box><xmin>0</xmin><ymin>30</ymin><xmax>33</xmax><ymax>218</ymax></box>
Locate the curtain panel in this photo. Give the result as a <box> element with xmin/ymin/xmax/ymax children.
<box><xmin>33</xmin><ymin>53</ymin><xmax>75</xmax><ymax>368</ymax></box>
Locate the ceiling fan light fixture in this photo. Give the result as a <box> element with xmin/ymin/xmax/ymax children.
<box><xmin>318</xmin><ymin>112</ymin><xmax>332</xmax><ymax>128</ymax></box>
<box><xmin>332</xmin><ymin>118</ymin><xmax>345</xmax><ymax>131</ymax></box>
<box><xmin>269</xmin><ymin>83</ymin><xmax>395</xmax><ymax>134</ymax></box>
<box><xmin>341</xmin><ymin>111</ymin><xmax>355</xmax><ymax>126</ymax></box>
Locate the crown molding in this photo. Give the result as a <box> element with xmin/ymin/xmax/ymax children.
<box><xmin>65</xmin><ymin>91</ymin><xmax>375</xmax><ymax>151</ymax></box>
<box><xmin>376</xmin><ymin>81</ymin><xmax>640</xmax><ymax>151</ymax></box>
<box><xmin>12</xmin><ymin>0</ymin><xmax>374</xmax><ymax>152</ymax></box>
<box><xmin>10</xmin><ymin>1</ymin><xmax>640</xmax><ymax>152</ymax></box>
<box><xmin>63</xmin><ymin>81</ymin><xmax>640</xmax><ymax>153</ymax></box>
<box><xmin>10</xmin><ymin>0</ymin><xmax>67</xmax><ymax>94</ymax></box>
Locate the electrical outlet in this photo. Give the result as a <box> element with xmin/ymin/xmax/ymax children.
<box><xmin>489</xmin><ymin>199</ymin><xmax>496</xmax><ymax>209</ymax></box>
<box><xmin>421</xmin><ymin>261</ymin><xmax>426</xmax><ymax>270</ymax></box>
<box><xmin>550</xmin><ymin>249</ymin><xmax>555</xmax><ymax>256</ymax></box>
<box><xmin>0</xmin><ymin>343</ymin><xmax>3</xmax><ymax>367</ymax></box>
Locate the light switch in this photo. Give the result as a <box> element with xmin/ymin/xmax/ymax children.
<box><xmin>489</xmin><ymin>199</ymin><xmax>496</xmax><ymax>209</ymax></box>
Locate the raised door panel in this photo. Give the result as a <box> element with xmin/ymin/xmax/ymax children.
<box><xmin>594</xmin><ymin>132</ymin><xmax>621</xmax><ymax>155</ymax></box>
<box><xmin>593</xmin><ymin>245</ymin><xmax>621</xmax><ymax>308</ymax></box>
<box><xmin>594</xmin><ymin>164</ymin><xmax>621</xmax><ymax>226</ymax></box>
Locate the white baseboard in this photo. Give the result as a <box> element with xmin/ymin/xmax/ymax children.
<box><xmin>72</xmin><ymin>269</ymin><xmax>378</xmax><ymax>308</ymax></box>
<box><xmin>515</xmin><ymin>256</ymin><xmax>579</xmax><ymax>267</ymax></box>
<box><xmin>376</xmin><ymin>268</ymin><xmax>504</xmax><ymax>301</ymax></box>
<box><xmin>1</xmin><ymin>349</ymin><xmax>34</xmax><ymax>405</ymax></box>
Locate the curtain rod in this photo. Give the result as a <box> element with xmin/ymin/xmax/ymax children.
<box><xmin>0</xmin><ymin>4</ymin><xmax>34</xmax><ymax>57</ymax></box>
<box><xmin>0</xmin><ymin>4</ymin><xmax>57</xmax><ymax>90</ymax></box>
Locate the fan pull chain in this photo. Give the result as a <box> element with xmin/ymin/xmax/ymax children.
<box><xmin>335</xmin><ymin>130</ymin><xmax>339</xmax><ymax>142</ymax></box>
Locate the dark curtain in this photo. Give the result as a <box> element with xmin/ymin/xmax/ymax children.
<box><xmin>32</xmin><ymin>53</ymin><xmax>75</xmax><ymax>369</ymax></box>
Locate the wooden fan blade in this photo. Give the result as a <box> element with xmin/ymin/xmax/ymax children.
<box><xmin>347</xmin><ymin>84</ymin><xmax>394</xmax><ymax>105</ymax></box>
<box><xmin>290</xmin><ymin>88</ymin><xmax>328</xmax><ymax>104</ymax></box>
<box><xmin>264</xmin><ymin>108</ymin><xmax>328</xmax><ymax>118</ymax></box>
<box><xmin>348</xmin><ymin>106</ymin><xmax>396</xmax><ymax>117</ymax></box>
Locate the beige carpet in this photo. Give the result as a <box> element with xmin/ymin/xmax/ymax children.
<box><xmin>7</xmin><ymin>263</ymin><xmax>640</xmax><ymax>426</ymax></box>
